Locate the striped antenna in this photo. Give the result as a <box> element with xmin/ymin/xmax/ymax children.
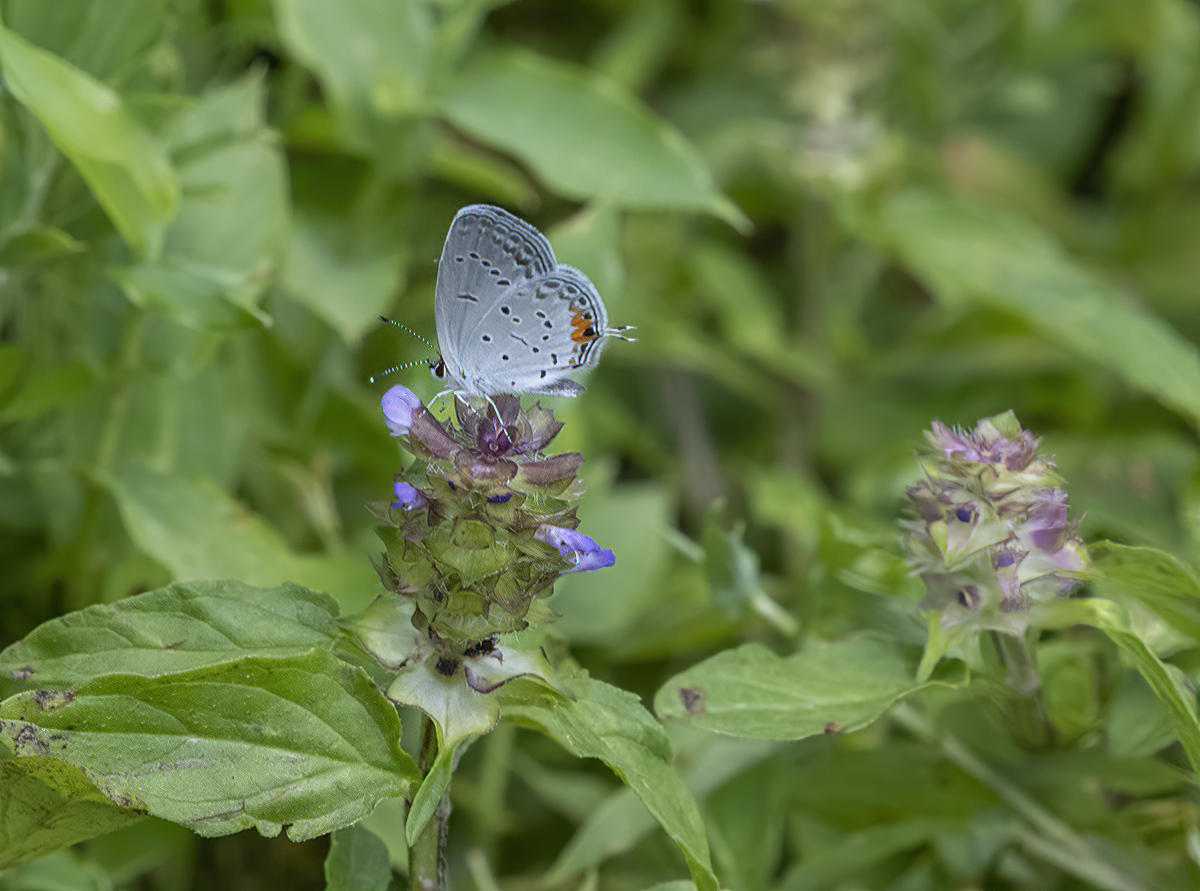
<box><xmin>369</xmin><ymin>316</ymin><xmax>439</xmax><ymax>384</ymax></box>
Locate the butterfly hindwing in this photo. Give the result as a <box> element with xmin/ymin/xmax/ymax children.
<box><xmin>453</xmin><ymin>265</ymin><xmax>609</xmax><ymax>395</ymax></box>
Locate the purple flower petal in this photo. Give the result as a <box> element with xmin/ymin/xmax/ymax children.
<box><xmin>391</xmin><ymin>481</ymin><xmax>426</xmax><ymax>511</ymax></box>
<box><xmin>1025</xmin><ymin>489</ymin><xmax>1069</xmax><ymax>551</ymax></box>
<box><xmin>536</xmin><ymin>525</ymin><xmax>615</xmax><ymax>572</ymax></box>
<box><xmin>382</xmin><ymin>385</ymin><xmax>424</xmax><ymax>436</ymax></box>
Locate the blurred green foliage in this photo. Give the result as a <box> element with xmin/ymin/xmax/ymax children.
<box><xmin>3</xmin><ymin>0</ymin><xmax>1200</xmax><ymax>888</ymax></box>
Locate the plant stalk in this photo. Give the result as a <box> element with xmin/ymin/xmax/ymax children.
<box><xmin>995</xmin><ymin>628</ymin><xmax>1055</xmax><ymax>750</ymax></box>
<box><xmin>410</xmin><ymin>714</ymin><xmax>450</xmax><ymax>891</ymax></box>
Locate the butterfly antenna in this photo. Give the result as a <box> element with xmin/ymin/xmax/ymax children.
<box><xmin>370</xmin><ymin>316</ymin><xmax>440</xmax><ymax>384</ymax></box>
<box><xmin>379</xmin><ymin>316</ymin><xmax>438</xmax><ymax>353</ymax></box>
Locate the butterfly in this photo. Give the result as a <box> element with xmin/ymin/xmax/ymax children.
<box><xmin>428</xmin><ymin>204</ymin><xmax>632</xmax><ymax>397</ymax></box>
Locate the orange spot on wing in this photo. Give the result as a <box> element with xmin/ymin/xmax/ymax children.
<box><xmin>570</xmin><ymin>312</ymin><xmax>597</xmax><ymax>344</ymax></box>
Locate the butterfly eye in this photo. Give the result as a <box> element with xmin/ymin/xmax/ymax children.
<box><xmin>430</xmin><ymin>358</ymin><xmax>447</xmax><ymax>379</ymax></box>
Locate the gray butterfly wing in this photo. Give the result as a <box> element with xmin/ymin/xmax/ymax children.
<box><xmin>435</xmin><ymin>205</ymin><xmax>556</xmax><ymax>390</ymax></box>
<box><xmin>455</xmin><ymin>265</ymin><xmax>610</xmax><ymax>396</ymax></box>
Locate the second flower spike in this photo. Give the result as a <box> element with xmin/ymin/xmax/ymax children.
<box><xmin>903</xmin><ymin>411</ymin><xmax>1089</xmax><ymax>634</ymax></box>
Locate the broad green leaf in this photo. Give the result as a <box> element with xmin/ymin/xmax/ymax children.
<box><xmin>111</xmin><ymin>266</ymin><xmax>267</xmax><ymax>331</ymax></box>
<box><xmin>0</xmin><ymin>226</ymin><xmax>84</xmax><ymax>267</ymax></box>
<box><xmin>0</xmin><ymin>26</ymin><xmax>178</xmax><ymax>258</ymax></box>
<box><xmin>655</xmin><ymin>636</ymin><xmax>929</xmax><ymax>740</ymax></box>
<box><xmin>510</xmin><ymin>675</ymin><xmax>718</xmax><ymax>891</ymax></box>
<box><xmin>789</xmin><ymin>741</ymin><xmax>999</xmax><ymax>825</ymax></box>
<box><xmin>0</xmin><ymin>849</ymin><xmax>115</xmax><ymax>891</ymax></box>
<box><xmin>102</xmin><ymin>466</ymin><xmax>381</xmax><ymax>614</ymax></box>
<box><xmin>552</xmin><ymin>737</ymin><xmax>779</xmax><ymax>881</ymax></box>
<box><xmin>324</xmin><ymin>825</ymin><xmax>391</xmax><ymax>891</ymax></box>
<box><xmin>1091</xmin><ymin>541</ymin><xmax>1200</xmax><ymax>642</ymax></box>
<box><xmin>1106</xmin><ymin>672</ymin><xmax>1176</xmax><ymax>758</ymax></box>
<box><xmin>2</xmin><ymin>0</ymin><xmax>164</xmax><ymax>81</ymax></box>
<box><xmin>115</xmin><ymin>75</ymin><xmax>288</xmax><ymax>330</ymax></box>
<box><xmin>0</xmin><ymin>579</ymin><xmax>340</xmax><ymax>685</ymax></box>
<box><xmin>706</xmin><ymin>755</ymin><xmax>787</xmax><ymax>890</ymax></box>
<box><xmin>0</xmin><ymin>752</ymin><xmax>143</xmax><ymax>869</ymax></box>
<box><xmin>0</xmin><ymin>346</ymin><xmax>20</xmax><ymax>395</ymax></box>
<box><xmin>1037</xmin><ymin>598</ymin><xmax>1200</xmax><ymax>776</ymax></box>
<box><xmin>553</xmin><ymin>483</ymin><xmax>674</xmax><ymax>645</ymax></box>
<box><xmin>0</xmin><ymin>651</ymin><xmax>419</xmax><ymax>841</ymax></box>
<box><xmin>281</xmin><ymin>208</ymin><xmax>406</xmax><ymax>342</ymax></box>
<box><xmin>0</xmin><ymin>362</ymin><xmax>93</xmax><ymax>424</ymax></box>
<box><xmin>858</xmin><ymin>190</ymin><xmax>1200</xmax><ymax>431</ymax></box>
<box><xmin>428</xmin><ymin>131</ymin><xmax>539</xmax><ymax>209</ymax></box>
<box><xmin>779</xmin><ymin>818</ymin><xmax>968</xmax><ymax>891</ymax></box>
<box><xmin>443</xmin><ymin>50</ymin><xmax>745</xmax><ymax>227</ymax></box>
<box><xmin>548</xmin><ymin>203</ymin><xmax>624</xmax><ymax>302</ymax></box>
<box><xmin>271</xmin><ymin>0</ymin><xmax>431</xmax><ymax>152</ymax></box>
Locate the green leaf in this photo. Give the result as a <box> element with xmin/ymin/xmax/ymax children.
<box><xmin>0</xmin><ymin>579</ymin><xmax>340</xmax><ymax>685</ymax></box>
<box><xmin>1091</xmin><ymin>541</ymin><xmax>1200</xmax><ymax>642</ymax></box>
<box><xmin>510</xmin><ymin>675</ymin><xmax>718</xmax><ymax>891</ymax></box>
<box><xmin>443</xmin><ymin>50</ymin><xmax>744</xmax><ymax>227</ymax></box>
<box><xmin>102</xmin><ymin>467</ymin><xmax>381</xmax><ymax>614</ymax></box>
<box><xmin>701</xmin><ymin>503</ymin><xmax>798</xmax><ymax>637</ymax></box>
<box><xmin>0</xmin><ymin>362</ymin><xmax>93</xmax><ymax>424</ymax></box>
<box><xmin>858</xmin><ymin>189</ymin><xmax>1200</xmax><ymax>432</ymax></box>
<box><xmin>780</xmin><ymin>818</ymin><xmax>968</xmax><ymax>890</ymax></box>
<box><xmin>271</xmin><ymin>0</ymin><xmax>431</xmax><ymax>152</ymax></box>
<box><xmin>0</xmin><ymin>751</ymin><xmax>143</xmax><ymax>869</ymax></box>
<box><xmin>654</xmin><ymin>636</ymin><xmax>930</xmax><ymax>740</ymax></box>
<box><xmin>403</xmin><ymin>743</ymin><xmax>454</xmax><ymax>848</ymax></box>
<box><xmin>548</xmin><ymin>203</ymin><xmax>624</xmax><ymax>301</ymax></box>
<box><xmin>0</xmin><ymin>651</ymin><xmax>419</xmax><ymax>841</ymax></box>
<box><xmin>1106</xmin><ymin>672</ymin><xmax>1176</xmax><ymax>759</ymax></box>
<box><xmin>552</xmin><ymin>738</ymin><xmax>779</xmax><ymax>881</ymax></box>
<box><xmin>706</xmin><ymin>755</ymin><xmax>787</xmax><ymax>889</ymax></box>
<box><xmin>0</xmin><ymin>849</ymin><xmax>116</xmax><ymax>891</ymax></box>
<box><xmin>323</xmin><ymin>825</ymin><xmax>392</xmax><ymax>891</ymax></box>
<box><xmin>386</xmin><ymin>658</ymin><xmax>499</xmax><ymax>750</ymax></box>
<box><xmin>1037</xmin><ymin>598</ymin><xmax>1200</xmax><ymax>776</ymax></box>
<box><xmin>2</xmin><ymin>0</ymin><xmax>165</xmax><ymax>81</ymax></box>
<box><xmin>115</xmin><ymin>75</ymin><xmax>288</xmax><ymax>331</ymax></box>
<box><xmin>0</xmin><ymin>225</ymin><xmax>84</xmax><ymax>267</ymax></box>
<box><xmin>281</xmin><ymin>208</ymin><xmax>406</xmax><ymax>343</ymax></box>
<box><xmin>552</xmin><ymin>483</ymin><xmax>675</xmax><ymax>646</ymax></box>
<box><xmin>0</xmin><ymin>26</ymin><xmax>178</xmax><ymax>258</ymax></box>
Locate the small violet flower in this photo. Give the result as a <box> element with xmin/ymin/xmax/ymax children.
<box><xmin>382</xmin><ymin>385</ymin><xmax>424</xmax><ymax>436</ymax></box>
<box><xmin>536</xmin><ymin>525</ymin><xmax>616</xmax><ymax>573</ymax></box>
<box><xmin>391</xmin><ymin>481</ymin><xmax>426</xmax><ymax>511</ymax></box>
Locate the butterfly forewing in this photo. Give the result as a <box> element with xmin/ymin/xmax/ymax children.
<box><xmin>435</xmin><ymin>205</ymin><xmax>557</xmax><ymax>386</ymax></box>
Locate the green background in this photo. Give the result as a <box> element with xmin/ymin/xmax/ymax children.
<box><xmin>3</xmin><ymin>0</ymin><xmax>1200</xmax><ymax>888</ymax></box>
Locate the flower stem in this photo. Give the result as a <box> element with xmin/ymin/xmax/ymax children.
<box><xmin>410</xmin><ymin>714</ymin><xmax>449</xmax><ymax>891</ymax></box>
<box><xmin>994</xmin><ymin>629</ymin><xmax>1055</xmax><ymax>750</ymax></box>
